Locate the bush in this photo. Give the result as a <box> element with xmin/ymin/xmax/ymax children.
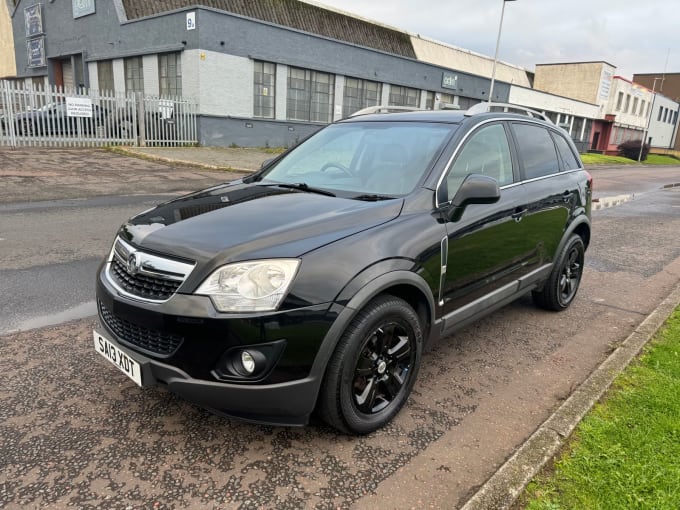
<box><xmin>617</xmin><ymin>139</ymin><xmax>649</xmax><ymax>161</ymax></box>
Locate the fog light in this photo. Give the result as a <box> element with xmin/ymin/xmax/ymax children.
<box><xmin>241</xmin><ymin>351</ymin><xmax>256</xmax><ymax>374</ymax></box>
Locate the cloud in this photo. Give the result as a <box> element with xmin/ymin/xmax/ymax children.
<box><xmin>316</xmin><ymin>0</ymin><xmax>679</xmax><ymax>80</ymax></box>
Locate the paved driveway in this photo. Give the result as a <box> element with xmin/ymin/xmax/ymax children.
<box><xmin>1</xmin><ymin>149</ymin><xmax>679</xmax><ymax>509</ymax></box>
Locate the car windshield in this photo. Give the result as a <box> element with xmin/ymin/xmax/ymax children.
<box><xmin>257</xmin><ymin>121</ymin><xmax>456</xmax><ymax>197</ymax></box>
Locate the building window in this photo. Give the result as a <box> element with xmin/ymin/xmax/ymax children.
<box><xmin>623</xmin><ymin>94</ymin><xmax>631</xmax><ymax>113</ymax></box>
<box><xmin>97</xmin><ymin>60</ymin><xmax>114</xmax><ymax>93</ymax></box>
<box><xmin>639</xmin><ymin>100</ymin><xmax>645</xmax><ymax>117</ymax></box>
<box><xmin>632</xmin><ymin>97</ymin><xmax>638</xmax><ymax>116</ymax></box>
<box><xmin>287</xmin><ymin>67</ymin><xmax>335</xmax><ymax>123</ymax></box>
<box><xmin>439</xmin><ymin>92</ymin><xmax>454</xmax><ymax>107</ymax></box>
<box><xmin>616</xmin><ymin>127</ymin><xmax>624</xmax><ymax>145</ymax></box>
<box><xmin>658</xmin><ymin>106</ymin><xmax>663</xmax><ymax>121</ymax></box>
<box><xmin>616</xmin><ymin>92</ymin><xmax>624</xmax><ymax>111</ymax></box>
<box><xmin>425</xmin><ymin>91</ymin><xmax>435</xmax><ymax>110</ymax></box>
<box><xmin>159</xmin><ymin>52</ymin><xmax>182</xmax><ymax>97</ymax></box>
<box><xmin>254</xmin><ymin>61</ymin><xmax>276</xmax><ymax>119</ymax></box>
<box><xmin>457</xmin><ymin>96</ymin><xmax>480</xmax><ymax>110</ymax></box>
<box><xmin>124</xmin><ymin>56</ymin><xmax>144</xmax><ymax>94</ymax></box>
<box><xmin>342</xmin><ymin>77</ymin><xmax>381</xmax><ymax>118</ymax></box>
<box><xmin>663</xmin><ymin>108</ymin><xmax>668</xmax><ymax>122</ymax></box>
<box><xmin>388</xmin><ymin>85</ymin><xmax>420</xmax><ymax>108</ymax></box>
<box><xmin>571</xmin><ymin>117</ymin><xmax>584</xmax><ymax>141</ymax></box>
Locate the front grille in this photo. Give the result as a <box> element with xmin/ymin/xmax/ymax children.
<box><xmin>98</xmin><ymin>300</ymin><xmax>184</xmax><ymax>357</ymax></box>
<box><xmin>110</xmin><ymin>257</ymin><xmax>181</xmax><ymax>301</ymax></box>
<box><xmin>105</xmin><ymin>237</ymin><xmax>195</xmax><ymax>302</ymax></box>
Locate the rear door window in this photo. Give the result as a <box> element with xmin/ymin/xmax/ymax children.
<box><xmin>511</xmin><ymin>123</ymin><xmax>560</xmax><ymax>180</ymax></box>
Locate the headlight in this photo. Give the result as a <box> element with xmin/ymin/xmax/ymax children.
<box><xmin>195</xmin><ymin>259</ymin><xmax>300</xmax><ymax>312</ymax></box>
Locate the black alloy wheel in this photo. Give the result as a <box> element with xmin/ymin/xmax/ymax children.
<box><xmin>318</xmin><ymin>295</ymin><xmax>422</xmax><ymax>434</ymax></box>
<box><xmin>352</xmin><ymin>322</ymin><xmax>415</xmax><ymax>414</ymax></box>
<box><xmin>533</xmin><ymin>234</ymin><xmax>585</xmax><ymax>311</ymax></box>
<box><xmin>558</xmin><ymin>243</ymin><xmax>583</xmax><ymax>305</ymax></box>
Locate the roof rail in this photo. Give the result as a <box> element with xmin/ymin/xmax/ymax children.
<box><xmin>465</xmin><ymin>102</ymin><xmax>554</xmax><ymax>123</ymax></box>
<box><xmin>349</xmin><ymin>105</ymin><xmax>424</xmax><ymax>117</ymax></box>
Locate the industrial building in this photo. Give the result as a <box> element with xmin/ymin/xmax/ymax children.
<box><xmin>2</xmin><ymin>0</ymin><xmax>679</xmax><ymax>151</ymax></box>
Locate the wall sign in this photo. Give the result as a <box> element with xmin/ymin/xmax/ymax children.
<box><xmin>442</xmin><ymin>72</ymin><xmax>458</xmax><ymax>90</ymax></box>
<box><xmin>599</xmin><ymin>69</ymin><xmax>613</xmax><ymax>101</ymax></box>
<box><xmin>27</xmin><ymin>37</ymin><xmax>46</xmax><ymax>67</ymax></box>
<box><xmin>186</xmin><ymin>12</ymin><xmax>196</xmax><ymax>30</ymax></box>
<box><xmin>25</xmin><ymin>4</ymin><xmax>44</xmax><ymax>37</ymax></box>
<box><xmin>73</xmin><ymin>0</ymin><xmax>96</xmax><ymax>19</ymax></box>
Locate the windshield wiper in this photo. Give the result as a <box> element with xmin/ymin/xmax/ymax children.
<box><xmin>351</xmin><ymin>194</ymin><xmax>396</xmax><ymax>201</ymax></box>
<box><xmin>259</xmin><ymin>182</ymin><xmax>336</xmax><ymax>197</ymax></box>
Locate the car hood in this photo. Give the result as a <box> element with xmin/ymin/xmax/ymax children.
<box><xmin>119</xmin><ymin>181</ymin><xmax>403</xmax><ymax>266</ymax></box>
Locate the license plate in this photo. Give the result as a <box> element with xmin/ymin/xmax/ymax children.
<box><xmin>93</xmin><ymin>330</ymin><xmax>143</xmax><ymax>386</ymax></box>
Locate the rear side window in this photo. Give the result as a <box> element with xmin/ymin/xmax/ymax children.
<box><xmin>552</xmin><ymin>132</ymin><xmax>581</xmax><ymax>170</ymax></box>
<box><xmin>512</xmin><ymin>123</ymin><xmax>560</xmax><ymax>180</ymax></box>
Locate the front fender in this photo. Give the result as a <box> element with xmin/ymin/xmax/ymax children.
<box><xmin>308</xmin><ymin>267</ymin><xmax>437</xmax><ymax>386</ymax></box>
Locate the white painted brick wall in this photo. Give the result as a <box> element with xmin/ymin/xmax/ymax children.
<box><xmin>196</xmin><ymin>51</ymin><xmax>252</xmax><ymax>117</ymax></box>
<box><xmin>182</xmin><ymin>50</ymin><xmax>200</xmax><ymax>102</ymax></box>
<box><xmin>88</xmin><ymin>62</ymin><xmax>98</xmax><ymax>91</ymax></box>
<box><xmin>333</xmin><ymin>75</ymin><xmax>345</xmax><ymax>121</ymax></box>
<box><xmin>275</xmin><ymin>63</ymin><xmax>287</xmax><ymax>121</ymax></box>
<box><xmin>381</xmin><ymin>84</ymin><xmax>390</xmax><ymax>106</ymax></box>
<box><xmin>142</xmin><ymin>55</ymin><xmax>159</xmax><ymax>96</ymax></box>
<box><xmin>112</xmin><ymin>59</ymin><xmax>125</xmax><ymax>94</ymax></box>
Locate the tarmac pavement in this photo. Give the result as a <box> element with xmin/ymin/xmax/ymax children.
<box><xmin>0</xmin><ymin>148</ymin><xmax>680</xmax><ymax>510</ymax></box>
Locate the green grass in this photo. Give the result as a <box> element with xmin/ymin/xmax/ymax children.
<box><xmin>522</xmin><ymin>309</ymin><xmax>680</xmax><ymax>510</ymax></box>
<box><xmin>581</xmin><ymin>153</ymin><xmax>679</xmax><ymax>165</ymax></box>
<box><xmin>644</xmin><ymin>154</ymin><xmax>680</xmax><ymax>165</ymax></box>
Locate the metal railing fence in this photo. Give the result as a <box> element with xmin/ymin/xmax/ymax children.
<box><xmin>0</xmin><ymin>81</ymin><xmax>197</xmax><ymax>148</ymax></box>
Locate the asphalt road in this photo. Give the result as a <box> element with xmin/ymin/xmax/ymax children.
<box><xmin>1</xmin><ymin>149</ymin><xmax>680</xmax><ymax>509</ymax></box>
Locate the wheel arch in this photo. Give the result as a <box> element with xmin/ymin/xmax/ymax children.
<box><xmin>560</xmin><ymin>215</ymin><xmax>591</xmax><ymax>255</ymax></box>
<box><xmin>308</xmin><ymin>270</ymin><xmax>436</xmax><ymax>403</ymax></box>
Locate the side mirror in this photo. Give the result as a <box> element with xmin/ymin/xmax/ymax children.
<box><xmin>260</xmin><ymin>158</ymin><xmax>274</xmax><ymax>169</ymax></box>
<box><xmin>448</xmin><ymin>173</ymin><xmax>500</xmax><ymax>221</ymax></box>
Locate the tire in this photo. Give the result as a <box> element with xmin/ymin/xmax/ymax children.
<box><xmin>532</xmin><ymin>234</ymin><xmax>585</xmax><ymax>311</ymax></box>
<box><xmin>318</xmin><ymin>295</ymin><xmax>423</xmax><ymax>434</ymax></box>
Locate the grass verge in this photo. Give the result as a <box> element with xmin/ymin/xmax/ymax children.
<box><xmin>521</xmin><ymin>308</ymin><xmax>680</xmax><ymax>510</ymax></box>
<box><xmin>581</xmin><ymin>153</ymin><xmax>679</xmax><ymax>165</ymax></box>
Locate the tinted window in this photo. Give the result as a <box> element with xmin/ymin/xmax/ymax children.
<box><xmin>552</xmin><ymin>132</ymin><xmax>581</xmax><ymax>170</ymax></box>
<box><xmin>445</xmin><ymin>123</ymin><xmax>513</xmax><ymax>200</ymax></box>
<box><xmin>512</xmin><ymin>123</ymin><xmax>560</xmax><ymax>180</ymax></box>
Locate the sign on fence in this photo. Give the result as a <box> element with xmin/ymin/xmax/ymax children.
<box><xmin>66</xmin><ymin>97</ymin><xmax>93</xmax><ymax>117</ymax></box>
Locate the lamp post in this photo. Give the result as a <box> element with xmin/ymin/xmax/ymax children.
<box><xmin>637</xmin><ymin>77</ymin><xmax>662</xmax><ymax>162</ymax></box>
<box><xmin>488</xmin><ymin>0</ymin><xmax>516</xmax><ymax>104</ymax></box>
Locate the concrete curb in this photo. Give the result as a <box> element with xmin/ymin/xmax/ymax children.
<box><xmin>592</xmin><ymin>193</ymin><xmax>634</xmax><ymax>210</ymax></box>
<box><xmin>460</xmin><ymin>282</ymin><xmax>680</xmax><ymax>510</ymax></box>
<box><xmin>109</xmin><ymin>147</ymin><xmax>255</xmax><ymax>173</ymax></box>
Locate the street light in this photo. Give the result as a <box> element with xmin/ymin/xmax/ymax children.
<box><xmin>488</xmin><ymin>0</ymin><xmax>517</xmax><ymax>105</ymax></box>
<box><xmin>637</xmin><ymin>77</ymin><xmax>663</xmax><ymax>162</ymax></box>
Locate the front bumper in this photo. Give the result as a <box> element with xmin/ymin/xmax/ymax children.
<box><xmin>95</xmin><ymin>264</ymin><xmax>340</xmax><ymax>426</ymax></box>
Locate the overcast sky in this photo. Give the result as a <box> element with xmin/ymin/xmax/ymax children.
<box><xmin>314</xmin><ymin>0</ymin><xmax>678</xmax><ymax>82</ymax></box>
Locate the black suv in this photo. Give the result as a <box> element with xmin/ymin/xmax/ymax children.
<box><xmin>94</xmin><ymin>104</ymin><xmax>592</xmax><ymax>434</ymax></box>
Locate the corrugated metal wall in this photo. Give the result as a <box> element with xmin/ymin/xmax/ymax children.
<box><xmin>121</xmin><ymin>0</ymin><xmax>416</xmax><ymax>59</ymax></box>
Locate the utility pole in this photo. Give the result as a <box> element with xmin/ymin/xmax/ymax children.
<box><xmin>638</xmin><ymin>77</ymin><xmax>662</xmax><ymax>162</ymax></box>
<box><xmin>488</xmin><ymin>0</ymin><xmax>517</xmax><ymax>104</ymax></box>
